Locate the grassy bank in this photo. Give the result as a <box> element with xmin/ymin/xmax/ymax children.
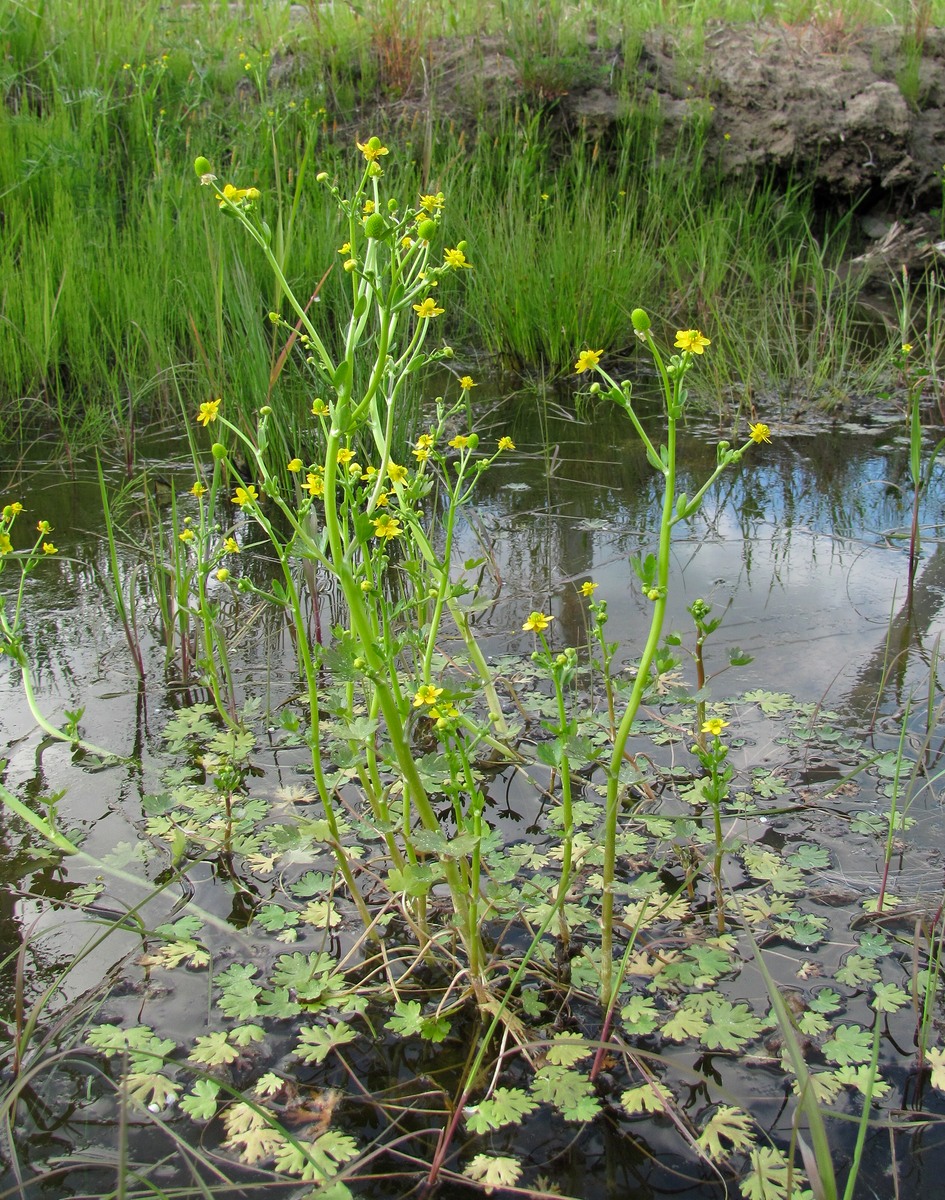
<box><xmin>0</xmin><ymin>0</ymin><xmax>941</xmax><ymax>451</ymax></box>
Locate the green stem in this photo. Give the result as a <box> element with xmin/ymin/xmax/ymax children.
<box><xmin>599</xmin><ymin>377</ymin><xmax>677</xmax><ymax>1010</ymax></box>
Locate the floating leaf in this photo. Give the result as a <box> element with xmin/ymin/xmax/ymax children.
<box><xmin>808</xmin><ymin>988</ymin><xmax>842</xmax><ymax>1014</ymax></box>
<box><xmin>835</xmin><ymin>954</ymin><xmax>881</xmax><ymax>989</ymax></box>
<box><xmin>926</xmin><ymin>1046</ymin><xmax>945</xmax><ymax>1091</ymax></box>
<box><xmin>701</xmin><ymin>1000</ymin><xmax>765</xmax><ymax>1052</ymax></box>
<box><xmin>465</xmin><ymin>1088</ymin><xmax>538</xmax><ymax>1133</ymax></box>
<box><xmin>620</xmin><ymin>995</ymin><xmax>660</xmax><ymax>1035</ymax></box>
<box><xmin>696</xmin><ymin>1105</ymin><xmax>756</xmax><ymax>1162</ymax></box>
<box><xmin>188</xmin><ymin>1031</ymin><xmax>241</xmax><ymax>1067</ymax></box>
<box><xmin>741</xmin><ymin>1146</ymin><xmax>812</xmax><ymax>1200</ymax></box>
<box><xmin>662</xmin><ymin>1006</ymin><xmax>708</xmax><ymax>1043</ymax></box>
<box><xmin>531</xmin><ymin>1065</ymin><xmax>600</xmax><ymax>1120</ymax></box>
<box><xmin>742</xmin><ymin>690</ymin><xmax>796</xmax><ymax>715</ymax></box>
<box><xmin>871</xmin><ymin>982</ymin><xmax>909</xmax><ymax>1013</ymax></box>
<box><xmin>620</xmin><ymin>1079</ymin><xmax>674</xmax><ymax>1115</ymax></box>
<box><xmin>222</xmin><ymin>1116</ymin><xmax>285</xmax><ymax>1164</ymax></box>
<box><xmin>296</xmin><ymin>1022</ymin><xmax>357</xmax><ymax>1065</ymax></box>
<box><xmin>463</xmin><ymin>1154</ymin><xmax>522</xmax><ymax>1195</ymax></box>
<box><xmin>788</xmin><ymin>844</ymin><xmax>830</xmax><ymax>871</ymax></box>
<box><xmin>822</xmin><ymin>1023</ymin><xmax>872</xmax><ymax>1066</ymax></box>
<box><xmin>122</xmin><ymin>1071</ymin><xmax>180</xmax><ymax>1109</ymax></box>
<box><xmin>834</xmin><ymin>1065</ymin><xmax>890</xmax><ymax>1098</ymax></box>
<box><xmin>545</xmin><ymin>1032</ymin><xmax>591</xmax><ymax>1066</ymax></box>
<box><xmin>273</xmin><ymin>1130</ymin><xmax>359</xmax><ymax>1182</ymax></box>
<box><xmin>180</xmin><ymin>1079</ymin><xmax>221</xmax><ymax>1121</ymax></box>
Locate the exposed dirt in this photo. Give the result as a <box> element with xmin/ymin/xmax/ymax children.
<box><xmin>366</xmin><ymin>23</ymin><xmax>945</xmax><ymax>280</ymax></box>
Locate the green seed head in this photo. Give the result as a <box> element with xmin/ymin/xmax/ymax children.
<box><xmin>417</xmin><ymin>219</ymin><xmax>436</xmax><ymax>242</ymax></box>
<box><xmin>211</xmin><ymin>443</ymin><xmax>227</xmax><ymax>460</ymax></box>
<box><xmin>630</xmin><ymin>308</ymin><xmax>651</xmax><ymax>332</ymax></box>
<box><xmin>363</xmin><ymin>212</ymin><xmax>389</xmax><ymax>240</ymax></box>
<box><xmin>194</xmin><ymin>156</ymin><xmax>212</xmax><ymax>177</ymax></box>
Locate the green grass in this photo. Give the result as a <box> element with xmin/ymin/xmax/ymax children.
<box><xmin>0</xmin><ymin>0</ymin><xmax>939</xmax><ymax>450</ymax></box>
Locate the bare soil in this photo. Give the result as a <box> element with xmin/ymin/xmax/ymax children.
<box><xmin>370</xmin><ymin>23</ymin><xmax>945</xmax><ymax>279</ymax></box>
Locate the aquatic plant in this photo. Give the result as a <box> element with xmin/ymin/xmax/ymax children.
<box><xmin>6</xmin><ymin>124</ymin><xmax>945</xmax><ymax>1200</ymax></box>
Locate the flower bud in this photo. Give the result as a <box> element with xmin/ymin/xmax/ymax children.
<box><xmin>387</xmin><ymin>198</ymin><xmax>398</xmax><ymax>213</ymax></box>
<box><xmin>211</xmin><ymin>443</ymin><xmax>227</xmax><ymax>459</ymax></box>
<box><xmin>194</xmin><ymin>156</ymin><xmax>212</xmax><ymax>176</ymax></box>
<box><xmin>316</xmin><ymin>171</ymin><xmax>328</xmax><ymax>182</ymax></box>
<box><xmin>260</xmin><ymin>405</ymin><xmax>272</xmax><ymax>416</ymax></box>
<box><xmin>630</xmin><ymin>308</ymin><xmax>651</xmax><ymax>332</ymax></box>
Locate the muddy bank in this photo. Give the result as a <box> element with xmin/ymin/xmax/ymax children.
<box><xmin>400</xmin><ymin>24</ymin><xmax>944</xmax><ymax>200</ymax></box>
<box><xmin>352</xmin><ymin>22</ymin><xmax>945</xmax><ymax>279</ymax></box>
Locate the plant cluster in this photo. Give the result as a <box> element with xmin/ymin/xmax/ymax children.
<box><xmin>3</xmin><ymin>137</ymin><xmax>945</xmax><ymax>1200</ymax></box>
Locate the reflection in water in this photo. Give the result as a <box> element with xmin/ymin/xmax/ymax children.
<box><xmin>2</xmin><ymin>399</ymin><xmax>945</xmax><ymax>1197</ymax></box>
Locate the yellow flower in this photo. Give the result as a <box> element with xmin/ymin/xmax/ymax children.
<box><xmin>197</xmin><ymin>398</ymin><xmax>221</xmax><ymax>426</ymax></box>
<box><xmin>902</xmin><ymin>343</ymin><xmax>913</xmax><ymax>353</ymax></box>
<box><xmin>215</xmin><ymin>568</ymin><xmax>231</xmax><ymax>582</ymax></box>
<box><xmin>0</xmin><ymin>534</ymin><xmax>12</xmax><ymax>554</ymax></box>
<box><xmin>674</xmin><ymin>329</ymin><xmax>711</xmax><ymax>354</ymax></box>
<box><xmin>749</xmin><ymin>422</ymin><xmax>771</xmax><ymax>444</ymax></box>
<box><xmin>580</xmin><ymin>581</ymin><xmax>598</xmax><ymax>597</ymax></box>
<box><xmin>459</xmin><ymin>376</ymin><xmax>476</xmax><ymax>390</ymax></box>
<box><xmin>401</xmin><ymin>235</ymin><xmax>414</xmax><ymax>249</ymax></box>
<box><xmin>522</xmin><ymin>611</ymin><xmax>553</xmax><ymax>633</ymax></box>
<box><xmin>419</xmin><ymin>192</ymin><xmax>445</xmax><ymax>213</ymax></box>
<box><xmin>3</xmin><ymin>502</ymin><xmax>23</xmax><ymax>518</ymax></box>
<box><xmin>497</xmin><ymin>436</ymin><xmax>515</xmax><ymax>451</ymax></box>
<box><xmin>338</xmin><ymin>242</ymin><xmax>351</xmax><ymax>255</ymax></box>
<box><xmin>371</xmin><ymin>513</ymin><xmax>402</xmax><ymax>540</ymax></box>
<box><xmin>221</xmin><ymin>182</ymin><xmax>260</xmax><ymax>204</ymax></box>
<box><xmin>42</xmin><ymin>541</ymin><xmax>57</xmax><ymax>555</ymax></box>
<box><xmin>337</xmin><ymin>447</ymin><xmax>355</xmax><ymax>465</ymax></box>
<box><xmin>701</xmin><ymin>718</ymin><xmax>729</xmax><ymax>736</ymax></box>
<box><xmin>413</xmin><ymin>297</ymin><xmax>445</xmax><ymax>319</ymax></box>
<box><xmin>388</xmin><ymin>462</ymin><xmax>408</xmax><ymax>484</ymax></box>
<box><xmin>448</xmin><ymin>435</ymin><xmax>470</xmax><ymax>450</ymax></box>
<box><xmin>178</xmin><ymin>529</ymin><xmax>195</xmax><ymax>543</ymax></box>
<box><xmin>304</xmin><ymin>473</ymin><xmax>325</xmax><ymax>497</ymax></box>
<box><xmin>429</xmin><ymin>703</ymin><xmax>459</xmax><ymax>725</ymax></box>
<box><xmin>413</xmin><ymin>447</ymin><xmax>430</xmax><ymax>462</ymax></box>
<box><xmin>362</xmin><ymin>199</ymin><xmax>375</xmax><ymax>215</ymax></box>
<box><xmin>311</xmin><ymin>398</ymin><xmax>329</xmax><ymax>416</ymax></box>
<box><xmin>574</xmin><ymin>349</ymin><xmax>603</xmax><ymax>374</ymax></box>
<box><xmin>36</xmin><ymin>520</ymin><xmax>51</xmax><ymax>534</ymax></box>
<box><xmin>356</xmin><ymin>138</ymin><xmax>389</xmax><ymax>163</ymax></box>
<box><xmin>231</xmin><ymin>484</ymin><xmax>259</xmax><ymax>507</ymax></box>
<box><xmin>444</xmin><ymin>247</ymin><xmax>472</xmax><ymax>269</ymax></box>
<box><xmin>287</xmin><ymin>458</ymin><xmax>303</xmax><ymax>473</ymax></box>
<box><xmin>415</xmin><ymin>433</ymin><xmax>435</xmax><ymax>450</ymax></box>
<box><xmin>375</xmin><ymin>490</ymin><xmax>389</xmax><ymax>507</ymax></box>
<box><xmin>413</xmin><ymin>684</ymin><xmax>444</xmax><ymax>707</ymax></box>
<box><xmin>223</xmin><ymin>536</ymin><xmax>240</xmax><ymax>554</ymax></box>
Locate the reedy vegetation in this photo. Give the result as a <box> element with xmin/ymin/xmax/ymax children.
<box><xmin>0</xmin><ymin>0</ymin><xmax>939</xmax><ymax>449</ymax></box>
<box><xmin>3</xmin><ymin>134</ymin><xmax>945</xmax><ymax>1200</ymax></box>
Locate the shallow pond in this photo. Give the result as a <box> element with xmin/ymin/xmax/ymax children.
<box><xmin>2</xmin><ymin>393</ymin><xmax>945</xmax><ymax>1200</ymax></box>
